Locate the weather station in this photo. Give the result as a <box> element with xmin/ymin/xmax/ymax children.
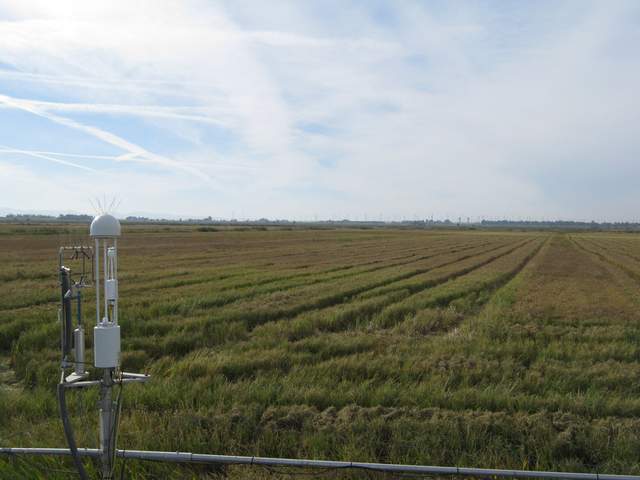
<box><xmin>56</xmin><ymin>212</ymin><xmax>149</xmax><ymax>480</ymax></box>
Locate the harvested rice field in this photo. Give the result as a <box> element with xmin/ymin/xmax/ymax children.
<box><xmin>2</xmin><ymin>224</ymin><xmax>640</xmax><ymax>478</ymax></box>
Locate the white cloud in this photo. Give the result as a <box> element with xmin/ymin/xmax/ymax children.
<box><xmin>0</xmin><ymin>1</ymin><xmax>638</xmax><ymax>219</ymax></box>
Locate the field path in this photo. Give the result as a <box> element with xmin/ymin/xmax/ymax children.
<box><xmin>500</xmin><ymin>234</ymin><xmax>640</xmax><ymax>331</ymax></box>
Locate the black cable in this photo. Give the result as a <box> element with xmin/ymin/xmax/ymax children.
<box><xmin>119</xmin><ymin>448</ymin><xmax>127</xmax><ymax>480</ymax></box>
<box><xmin>57</xmin><ymin>377</ymin><xmax>89</xmax><ymax>480</ymax></box>
<box><xmin>108</xmin><ymin>379</ymin><xmax>124</xmax><ymax>478</ymax></box>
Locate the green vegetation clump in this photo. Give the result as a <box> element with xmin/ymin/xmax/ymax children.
<box><xmin>1</xmin><ymin>226</ymin><xmax>640</xmax><ymax>478</ymax></box>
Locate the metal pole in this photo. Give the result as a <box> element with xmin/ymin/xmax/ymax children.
<box><xmin>75</xmin><ymin>290</ymin><xmax>85</xmax><ymax>377</ymax></box>
<box><xmin>103</xmin><ymin>242</ymin><xmax>108</xmax><ymax>322</ymax></box>
<box><xmin>95</xmin><ymin>239</ymin><xmax>100</xmax><ymax>324</ymax></box>
<box><xmin>98</xmin><ymin>370</ymin><xmax>115</xmax><ymax>479</ymax></box>
<box><xmin>2</xmin><ymin>448</ymin><xmax>640</xmax><ymax>480</ymax></box>
<box><xmin>113</xmin><ymin>239</ymin><xmax>118</xmax><ymax>324</ymax></box>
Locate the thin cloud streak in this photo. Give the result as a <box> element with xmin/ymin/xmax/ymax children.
<box><xmin>0</xmin><ymin>144</ymin><xmax>97</xmax><ymax>172</ymax></box>
<box><xmin>0</xmin><ymin>140</ymin><xmax>262</xmax><ymax>173</ymax></box>
<box><xmin>0</xmin><ymin>68</ymin><xmax>203</xmax><ymax>99</ymax></box>
<box><xmin>0</xmin><ymin>96</ymin><xmax>232</xmax><ymax>127</ymax></box>
<box><xmin>0</xmin><ymin>93</ymin><xmax>211</xmax><ymax>181</ymax></box>
<box><xmin>0</xmin><ymin>148</ymin><xmax>119</xmax><ymax>160</ymax></box>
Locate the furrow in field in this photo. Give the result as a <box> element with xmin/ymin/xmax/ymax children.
<box><xmin>160</xmin><ymin>233</ymin><xmax>487</xmax><ymax>270</ymax></box>
<box><xmin>126</xmin><ymin>238</ymin><xmax>495</xmax><ymax>296</ymax></box>
<box><xmin>270</xmin><ymin>238</ymin><xmax>542</xmax><ymax>341</ymax></box>
<box><xmin>127</xmin><ymin>232</ymin><xmax>510</xmax><ymax>277</ymax></box>
<box><xmin>570</xmin><ymin>236</ymin><xmax>640</xmax><ymax>284</ymax></box>
<box><xmin>130</xmin><ymin>237</ymin><xmax>482</xmax><ymax>292</ymax></box>
<box><xmin>0</xmin><ymin>239</ymin><xmax>512</xmax><ymax>354</ymax></box>
<box><xmin>139</xmin><ymin>238</ymin><xmax>525</xmax><ymax>326</ymax></box>
<box><xmin>347</xmin><ymin>237</ymin><xmax>544</xmax><ymax>332</ymax></box>
<box><xmin>588</xmin><ymin>236</ymin><xmax>640</xmax><ymax>258</ymax></box>
<box><xmin>360</xmin><ymin>237</ymin><xmax>538</xmax><ymax>301</ymax></box>
<box><xmin>0</xmin><ymin>232</ymin><xmax>417</xmax><ymax>286</ymax></box>
<box><xmin>303</xmin><ymin>237</ymin><xmax>545</xmax><ymax>358</ymax></box>
<box><xmin>0</xmin><ymin>236</ymin><xmax>488</xmax><ymax>312</ymax></box>
<box><xmin>195</xmin><ymin>239</ymin><xmax>538</xmax><ymax>338</ymax></box>
<box><xmin>580</xmin><ymin>236</ymin><xmax>640</xmax><ymax>269</ymax></box>
<box><xmin>254</xmin><ymin>238</ymin><xmax>523</xmax><ymax>302</ymax></box>
<box><xmin>142</xmin><ymin>239</ymin><xmax>504</xmax><ymax>298</ymax></box>
<box><xmin>169</xmin><ymin>240</ymin><xmax>547</xmax><ymax>391</ymax></box>
<box><xmin>131</xmin><ymin>233</ymin><xmax>444</xmax><ymax>270</ymax></box>
<box><xmin>117</xmin><ymin>238</ymin><xmax>533</xmax><ymax>359</ymax></box>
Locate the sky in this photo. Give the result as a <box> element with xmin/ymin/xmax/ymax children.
<box><xmin>0</xmin><ymin>1</ymin><xmax>639</xmax><ymax>221</ymax></box>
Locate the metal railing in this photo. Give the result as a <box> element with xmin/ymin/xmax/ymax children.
<box><xmin>2</xmin><ymin>447</ymin><xmax>639</xmax><ymax>480</ymax></box>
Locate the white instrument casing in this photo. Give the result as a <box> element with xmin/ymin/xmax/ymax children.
<box><xmin>94</xmin><ymin>322</ymin><xmax>120</xmax><ymax>368</ymax></box>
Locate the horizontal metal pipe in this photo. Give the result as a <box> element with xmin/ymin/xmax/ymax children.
<box><xmin>2</xmin><ymin>447</ymin><xmax>639</xmax><ymax>480</ymax></box>
<box><xmin>0</xmin><ymin>448</ymin><xmax>100</xmax><ymax>458</ymax></box>
<box><xmin>61</xmin><ymin>375</ymin><xmax>149</xmax><ymax>389</ymax></box>
<box><xmin>62</xmin><ymin>380</ymin><xmax>102</xmax><ymax>389</ymax></box>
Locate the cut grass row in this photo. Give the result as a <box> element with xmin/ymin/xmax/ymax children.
<box><xmin>161</xmin><ymin>238</ymin><xmax>547</xmax><ymax>409</ymax></box>
<box><xmin>0</xmin><ymin>234</ymin><xmax>509</xmax><ymax>312</ymax></box>
<box><xmin>7</xmin><ymin>236</ymin><xmax>529</xmax><ymax>386</ymax></box>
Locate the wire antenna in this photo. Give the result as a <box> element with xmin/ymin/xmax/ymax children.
<box><xmin>90</xmin><ymin>196</ymin><xmax>120</xmax><ymax>216</ymax></box>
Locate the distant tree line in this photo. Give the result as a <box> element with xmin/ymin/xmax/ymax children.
<box><xmin>2</xmin><ymin>213</ymin><xmax>640</xmax><ymax>231</ymax></box>
<box><xmin>1</xmin><ymin>213</ymin><xmax>93</xmax><ymax>223</ymax></box>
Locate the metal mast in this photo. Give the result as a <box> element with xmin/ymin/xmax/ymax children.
<box><xmin>91</xmin><ymin>214</ymin><xmax>121</xmax><ymax>479</ymax></box>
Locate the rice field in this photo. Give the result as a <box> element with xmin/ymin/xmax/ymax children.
<box><xmin>2</xmin><ymin>224</ymin><xmax>640</xmax><ymax>479</ymax></box>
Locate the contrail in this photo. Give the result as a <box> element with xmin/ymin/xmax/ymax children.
<box><xmin>0</xmin><ymin>148</ymin><xmax>258</xmax><ymax>171</ymax></box>
<box><xmin>0</xmin><ymin>93</ymin><xmax>210</xmax><ymax>181</ymax></box>
<box><xmin>0</xmin><ymin>145</ymin><xmax>97</xmax><ymax>172</ymax></box>
<box><xmin>0</xmin><ymin>97</ymin><xmax>230</xmax><ymax>127</ymax></box>
<box><xmin>0</xmin><ymin>148</ymin><xmax>119</xmax><ymax>160</ymax></box>
<box><xmin>0</xmin><ymin>69</ymin><xmax>204</xmax><ymax>99</ymax></box>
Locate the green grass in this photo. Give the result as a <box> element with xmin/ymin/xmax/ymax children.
<box><xmin>2</xmin><ymin>225</ymin><xmax>640</xmax><ymax>478</ymax></box>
